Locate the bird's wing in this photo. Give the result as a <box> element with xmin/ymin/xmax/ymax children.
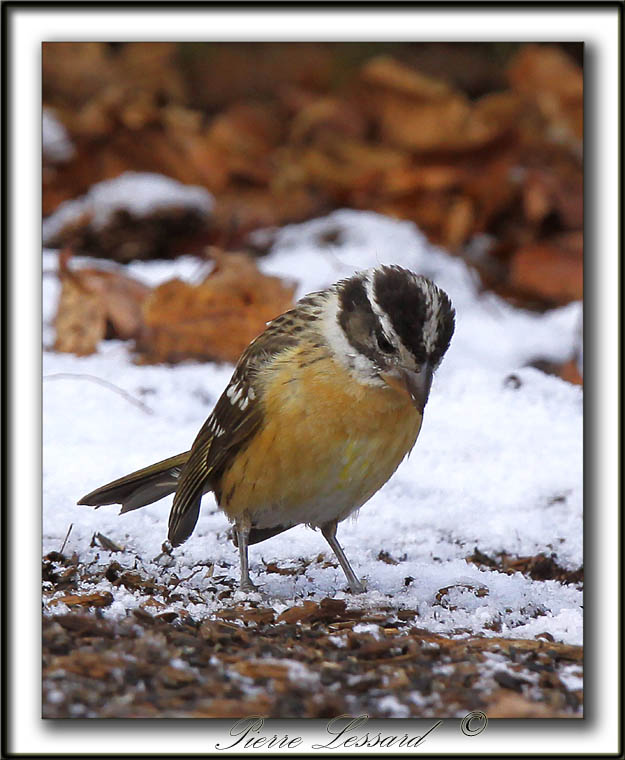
<box><xmin>167</xmin><ymin>318</ymin><xmax>303</xmax><ymax>546</ymax></box>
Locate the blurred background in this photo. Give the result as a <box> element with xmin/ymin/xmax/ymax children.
<box><xmin>42</xmin><ymin>41</ymin><xmax>583</xmax><ymax>379</ymax></box>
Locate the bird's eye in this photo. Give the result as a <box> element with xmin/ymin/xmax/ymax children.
<box><xmin>375</xmin><ymin>331</ymin><xmax>396</xmax><ymax>354</ymax></box>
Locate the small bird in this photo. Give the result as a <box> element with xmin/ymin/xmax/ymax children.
<box><xmin>79</xmin><ymin>265</ymin><xmax>455</xmax><ymax>593</ymax></box>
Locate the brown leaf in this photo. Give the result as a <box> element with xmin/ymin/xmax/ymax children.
<box><xmin>49</xmin><ymin>591</ymin><xmax>114</xmax><ymax>608</ymax></box>
<box><xmin>277</xmin><ymin>597</ymin><xmax>348</xmax><ymax>625</ymax></box>
<box><xmin>508</xmin><ymin>240</ymin><xmax>583</xmax><ymax>304</ymax></box>
<box><xmin>374</xmin><ymin>94</ymin><xmax>473</xmax><ymax>152</ymax></box>
<box><xmin>216</xmin><ymin>605</ymin><xmax>275</xmax><ymax>625</ymax></box>
<box><xmin>234</xmin><ymin>660</ymin><xmax>290</xmax><ymax>680</ymax></box>
<box><xmin>53</xmin><ymin>249</ymin><xmax>150</xmax><ymax>355</ymax></box>
<box><xmin>443</xmin><ymin>196</ymin><xmax>474</xmax><ymax>249</ymax></box>
<box><xmin>199</xmin><ymin>619</ymin><xmax>250</xmax><ymax>645</ymax></box>
<box><xmin>508</xmin><ymin>45</ymin><xmax>583</xmax><ymax>143</ymax></box>
<box><xmin>263</xmin><ymin>561</ymin><xmax>302</xmax><ymax>576</ymax></box>
<box><xmin>462</xmin><ymin>153</ymin><xmax>519</xmax><ymax>234</ymax></box>
<box><xmin>43</xmin><ymin>42</ymin><xmax>184</xmax><ymax>113</ymax></box>
<box><xmin>202</xmin><ymin>102</ymin><xmax>282</xmax><ymax>186</ymax></box>
<box><xmin>290</xmin><ymin>96</ymin><xmax>367</xmax><ymax>143</ymax></box>
<box><xmin>46</xmin><ymin>652</ymin><xmax>122</xmax><ymax>680</ymax></box>
<box><xmin>382</xmin><ymin>164</ymin><xmax>463</xmax><ymax>196</ymax></box>
<box><xmin>53</xmin><ymin>250</ymin><xmax>106</xmax><ymax>355</ymax></box>
<box><xmin>294</xmin><ymin>135</ymin><xmax>407</xmax><ymax>198</ymax></box>
<box><xmin>522</xmin><ymin>169</ymin><xmax>583</xmax><ymax>229</ymax></box>
<box><xmin>360</xmin><ymin>56</ymin><xmax>521</xmax><ymax>157</ymax></box>
<box><xmin>558</xmin><ymin>360</ymin><xmax>583</xmax><ymax>386</ymax></box>
<box><xmin>361</xmin><ymin>56</ymin><xmax>454</xmax><ymax>99</ymax></box>
<box><xmin>136</xmin><ymin>249</ymin><xmax>296</xmax><ymax>364</ymax></box>
<box><xmin>277</xmin><ymin>600</ymin><xmax>320</xmax><ymax>624</ymax></box>
<box><xmin>141</xmin><ymin>596</ymin><xmax>167</xmax><ymax>611</ymax></box>
<box><xmin>318</xmin><ymin>597</ymin><xmax>348</xmax><ymax>617</ymax></box>
<box><xmin>486</xmin><ymin>690</ymin><xmax>575</xmax><ymax>718</ymax></box>
<box><xmin>190</xmin><ymin>696</ymin><xmax>273</xmax><ymax>718</ymax></box>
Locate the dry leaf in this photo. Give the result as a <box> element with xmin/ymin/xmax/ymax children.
<box><xmin>136</xmin><ymin>249</ymin><xmax>296</xmax><ymax>364</ymax></box>
<box><xmin>53</xmin><ymin>249</ymin><xmax>150</xmax><ymax>356</ymax></box>
<box><xmin>49</xmin><ymin>591</ymin><xmax>114</xmax><ymax>608</ymax></box>
<box><xmin>42</xmin><ymin>43</ymin><xmax>582</xmax><ymax>313</ymax></box>
<box><xmin>216</xmin><ymin>605</ymin><xmax>276</xmax><ymax>625</ymax></box>
<box><xmin>190</xmin><ymin>696</ymin><xmax>273</xmax><ymax>718</ymax></box>
<box><xmin>290</xmin><ymin>96</ymin><xmax>367</xmax><ymax>143</ymax></box>
<box><xmin>277</xmin><ymin>598</ymin><xmax>348</xmax><ymax>625</ymax></box>
<box><xmin>53</xmin><ymin>267</ymin><xmax>107</xmax><ymax>356</ymax></box>
<box><xmin>277</xmin><ymin>600</ymin><xmax>320</xmax><ymax>624</ymax></box>
<box><xmin>361</xmin><ymin>55</ymin><xmax>454</xmax><ymax>99</ymax></box>
<box><xmin>234</xmin><ymin>660</ymin><xmax>290</xmax><ymax>680</ymax></box>
<box><xmin>508</xmin><ymin>44</ymin><xmax>583</xmax><ymax>143</ymax></box>
<box><xmin>558</xmin><ymin>360</ymin><xmax>583</xmax><ymax>386</ymax></box>
<box><xmin>487</xmin><ymin>690</ymin><xmax>575</xmax><ymax>718</ymax></box>
<box><xmin>508</xmin><ymin>241</ymin><xmax>583</xmax><ymax>304</ymax></box>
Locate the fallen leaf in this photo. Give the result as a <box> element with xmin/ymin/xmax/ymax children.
<box><xmin>277</xmin><ymin>598</ymin><xmax>348</xmax><ymax>625</ymax></box>
<box><xmin>558</xmin><ymin>359</ymin><xmax>583</xmax><ymax>386</ymax></box>
<box><xmin>49</xmin><ymin>591</ymin><xmax>114</xmax><ymax>608</ymax></box>
<box><xmin>53</xmin><ymin>249</ymin><xmax>150</xmax><ymax>355</ymax></box>
<box><xmin>216</xmin><ymin>605</ymin><xmax>275</xmax><ymax>625</ymax></box>
<box><xmin>234</xmin><ymin>660</ymin><xmax>290</xmax><ymax>680</ymax></box>
<box><xmin>508</xmin><ymin>44</ymin><xmax>583</xmax><ymax>143</ymax></box>
<box><xmin>508</xmin><ymin>240</ymin><xmax>583</xmax><ymax>304</ymax></box>
<box><xmin>136</xmin><ymin>249</ymin><xmax>296</xmax><ymax>364</ymax></box>
<box><xmin>277</xmin><ymin>600</ymin><xmax>320</xmax><ymax>624</ymax></box>
<box><xmin>487</xmin><ymin>690</ymin><xmax>575</xmax><ymax>718</ymax></box>
<box><xmin>190</xmin><ymin>696</ymin><xmax>273</xmax><ymax>718</ymax></box>
<box><xmin>360</xmin><ymin>55</ymin><xmax>454</xmax><ymax>99</ymax></box>
<box><xmin>141</xmin><ymin>596</ymin><xmax>167</xmax><ymax>611</ymax></box>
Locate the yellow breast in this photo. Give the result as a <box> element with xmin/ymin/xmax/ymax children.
<box><xmin>219</xmin><ymin>344</ymin><xmax>422</xmax><ymax>529</ymax></box>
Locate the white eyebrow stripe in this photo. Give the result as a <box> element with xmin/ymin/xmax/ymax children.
<box><xmin>420</xmin><ymin>281</ymin><xmax>443</xmax><ymax>352</ymax></box>
<box><xmin>364</xmin><ymin>270</ymin><xmax>402</xmax><ymax>350</ymax></box>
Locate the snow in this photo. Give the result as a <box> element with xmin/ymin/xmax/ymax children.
<box><xmin>42</xmin><ymin>171</ymin><xmax>214</xmax><ymax>241</ymax></box>
<box><xmin>42</xmin><ymin>108</ymin><xmax>75</xmax><ymax>163</ymax></box>
<box><xmin>559</xmin><ymin>664</ymin><xmax>584</xmax><ymax>692</ymax></box>
<box><xmin>376</xmin><ymin>694</ymin><xmax>411</xmax><ymax>718</ymax></box>
<box><xmin>43</xmin><ymin>208</ymin><xmax>583</xmax><ymax>648</ymax></box>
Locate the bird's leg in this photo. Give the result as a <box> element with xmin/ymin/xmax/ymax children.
<box><xmin>321</xmin><ymin>521</ymin><xmax>365</xmax><ymax>594</ymax></box>
<box><xmin>235</xmin><ymin>521</ymin><xmax>258</xmax><ymax>592</ymax></box>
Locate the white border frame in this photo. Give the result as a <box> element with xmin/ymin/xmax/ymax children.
<box><xmin>6</xmin><ymin>4</ymin><xmax>621</xmax><ymax>756</ymax></box>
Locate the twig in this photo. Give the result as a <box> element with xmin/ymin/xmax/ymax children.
<box><xmin>169</xmin><ymin>565</ymin><xmax>209</xmax><ymax>589</ymax></box>
<box><xmin>59</xmin><ymin>523</ymin><xmax>73</xmax><ymax>554</ymax></box>
<box><xmin>43</xmin><ymin>373</ymin><xmax>154</xmax><ymax>415</ymax></box>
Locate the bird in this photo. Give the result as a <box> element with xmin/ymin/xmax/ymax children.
<box><xmin>79</xmin><ymin>265</ymin><xmax>455</xmax><ymax>593</ymax></box>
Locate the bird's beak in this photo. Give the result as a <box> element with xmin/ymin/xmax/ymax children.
<box><xmin>382</xmin><ymin>363</ymin><xmax>433</xmax><ymax>413</ymax></box>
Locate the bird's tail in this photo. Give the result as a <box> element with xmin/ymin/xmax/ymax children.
<box><xmin>78</xmin><ymin>452</ymin><xmax>190</xmax><ymax>515</ymax></box>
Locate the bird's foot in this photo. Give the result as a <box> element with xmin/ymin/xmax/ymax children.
<box><xmin>348</xmin><ymin>578</ymin><xmax>367</xmax><ymax>595</ymax></box>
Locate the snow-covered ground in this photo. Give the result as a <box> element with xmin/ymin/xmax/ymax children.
<box><xmin>42</xmin><ymin>171</ymin><xmax>214</xmax><ymax>243</ymax></box>
<box><xmin>43</xmin><ymin>209</ymin><xmax>583</xmax><ymax>646</ymax></box>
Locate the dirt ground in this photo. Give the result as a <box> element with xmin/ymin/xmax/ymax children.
<box><xmin>43</xmin><ymin>551</ymin><xmax>582</xmax><ymax>719</ymax></box>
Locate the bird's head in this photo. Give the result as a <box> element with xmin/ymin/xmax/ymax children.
<box><xmin>324</xmin><ymin>265</ymin><xmax>455</xmax><ymax>412</ymax></box>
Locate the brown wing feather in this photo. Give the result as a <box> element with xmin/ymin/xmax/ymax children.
<box><xmin>167</xmin><ymin>313</ymin><xmax>309</xmax><ymax>546</ymax></box>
